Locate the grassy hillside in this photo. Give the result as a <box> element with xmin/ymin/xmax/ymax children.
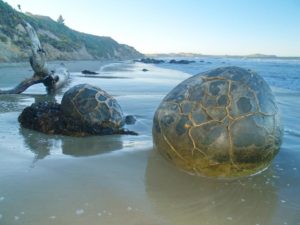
<box><xmin>0</xmin><ymin>0</ymin><xmax>143</xmax><ymax>62</ymax></box>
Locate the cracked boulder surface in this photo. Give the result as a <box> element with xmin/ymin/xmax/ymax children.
<box><xmin>61</xmin><ymin>84</ymin><xmax>125</xmax><ymax>130</ymax></box>
<box><xmin>152</xmin><ymin>66</ymin><xmax>282</xmax><ymax>178</ymax></box>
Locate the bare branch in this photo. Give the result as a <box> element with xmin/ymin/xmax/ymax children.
<box><xmin>0</xmin><ymin>20</ymin><xmax>69</xmax><ymax>95</ymax></box>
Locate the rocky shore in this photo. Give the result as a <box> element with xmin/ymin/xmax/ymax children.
<box><xmin>135</xmin><ymin>58</ymin><xmax>196</xmax><ymax>64</ymax></box>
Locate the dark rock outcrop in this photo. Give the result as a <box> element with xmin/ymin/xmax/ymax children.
<box><xmin>135</xmin><ymin>58</ymin><xmax>165</xmax><ymax>64</ymax></box>
<box><xmin>81</xmin><ymin>70</ymin><xmax>99</xmax><ymax>75</ymax></box>
<box><xmin>169</xmin><ymin>59</ymin><xmax>195</xmax><ymax>64</ymax></box>
<box><xmin>18</xmin><ymin>102</ymin><xmax>63</xmax><ymax>135</ymax></box>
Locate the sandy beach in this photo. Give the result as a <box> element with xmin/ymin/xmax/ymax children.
<box><xmin>0</xmin><ymin>58</ymin><xmax>299</xmax><ymax>225</ymax></box>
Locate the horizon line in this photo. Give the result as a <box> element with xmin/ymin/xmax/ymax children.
<box><xmin>143</xmin><ymin>52</ymin><xmax>300</xmax><ymax>58</ymax></box>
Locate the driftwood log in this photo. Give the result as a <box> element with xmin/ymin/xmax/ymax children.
<box><xmin>0</xmin><ymin>21</ymin><xmax>69</xmax><ymax>94</ymax></box>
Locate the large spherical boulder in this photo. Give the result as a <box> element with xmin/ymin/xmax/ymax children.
<box><xmin>152</xmin><ymin>66</ymin><xmax>282</xmax><ymax>177</ymax></box>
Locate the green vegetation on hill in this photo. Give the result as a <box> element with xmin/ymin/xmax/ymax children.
<box><xmin>0</xmin><ymin>1</ymin><xmax>22</xmax><ymax>41</ymax></box>
<box><xmin>0</xmin><ymin>0</ymin><xmax>143</xmax><ymax>62</ymax></box>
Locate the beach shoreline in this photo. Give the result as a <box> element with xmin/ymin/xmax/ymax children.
<box><xmin>0</xmin><ymin>58</ymin><xmax>299</xmax><ymax>225</ymax></box>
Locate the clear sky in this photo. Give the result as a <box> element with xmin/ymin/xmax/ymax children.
<box><xmin>4</xmin><ymin>0</ymin><xmax>300</xmax><ymax>56</ymax></box>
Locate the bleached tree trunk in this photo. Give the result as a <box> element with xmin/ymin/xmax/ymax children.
<box><xmin>0</xmin><ymin>21</ymin><xmax>69</xmax><ymax>94</ymax></box>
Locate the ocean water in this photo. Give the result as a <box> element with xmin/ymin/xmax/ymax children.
<box><xmin>0</xmin><ymin>58</ymin><xmax>299</xmax><ymax>225</ymax></box>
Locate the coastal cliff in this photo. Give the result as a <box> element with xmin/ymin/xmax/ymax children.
<box><xmin>0</xmin><ymin>0</ymin><xmax>143</xmax><ymax>62</ymax></box>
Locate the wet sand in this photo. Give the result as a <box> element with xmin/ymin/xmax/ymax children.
<box><xmin>0</xmin><ymin>60</ymin><xmax>299</xmax><ymax>225</ymax></box>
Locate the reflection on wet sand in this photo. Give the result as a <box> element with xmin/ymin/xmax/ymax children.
<box><xmin>146</xmin><ymin>151</ymin><xmax>279</xmax><ymax>225</ymax></box>
<box><xmin>20</xmin><ymin>127</ymin><xmax>124</xmax><ymax>162</ymax></box>
<box><xmin>62</xmin><ymin>136</ymin><xmax>123</xmax><ymax>157</ymax></box>
<box><xmin>75</xmin><ymin>75</ymin><xmax>131</xmax><ymax>79</ymax></box>
<box><xmin>100</xmin><ymin>63</ymin><xmax>134</xmax><ymax>72</ymax></box>
<box><xmin>0</xmin><ymin>94</ymin><xmax>56</xmax><ymax>114</ymax></box>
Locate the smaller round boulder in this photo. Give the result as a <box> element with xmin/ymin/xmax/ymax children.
<box><xmin>61</xmin><ymin>84</ymin><xmax>125</xmax><ymax>130</ymax></box>
<box><xmin>19</xmin><ymin>84</ymin><xmax>137</xmax><ymax>136</ymax></box>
